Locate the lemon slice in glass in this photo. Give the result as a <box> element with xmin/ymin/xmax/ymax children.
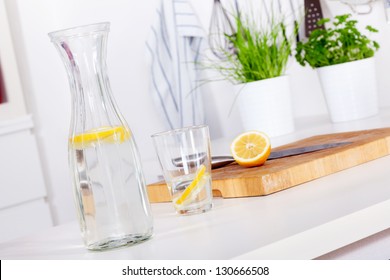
<box><xmin>174</xmin><ymin>164</ymin><xmax>206</xmax><ymax>206</ymax></box>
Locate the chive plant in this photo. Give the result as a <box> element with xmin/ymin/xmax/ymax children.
<box><xmin>215</xmin><ymin>15</ymin><xmax>295</xmax><ymax>84</ymax></box>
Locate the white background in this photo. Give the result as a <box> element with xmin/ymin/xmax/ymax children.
<box><xmin>3</xmin><ymin>0</ymin><xmax>390</xmax><ymax>226</ymax></box>
<box><xmin>2</xmin><ymin>260</ymin><xmax>390</xmax><ymax>279</ymax></box>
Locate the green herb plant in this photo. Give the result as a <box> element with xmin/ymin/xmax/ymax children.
<box><xmin>215</xmin><ymin>15</ymin><xmax>295</xmax><ymax>84</ymax></box>
<box><xmin>295</xmin><ymin>14</ymin><xmax>379</xmax><ymax>68</ymax></box>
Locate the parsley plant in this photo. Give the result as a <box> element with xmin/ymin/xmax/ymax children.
<box><xmin>295</xmin><ymin>14</ymin><xmax>380</xmax><ymax>68</ymax></box>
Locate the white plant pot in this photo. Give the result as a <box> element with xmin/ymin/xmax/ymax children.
<box><xmin>317</xmin><ymin>57</ymin><xmax>378</xmax><ymax>123</ymax></box>
<box><xmin>235</xmin><ymin>76</ymin><xmax>294</xmax><ymax>137</ymax></box>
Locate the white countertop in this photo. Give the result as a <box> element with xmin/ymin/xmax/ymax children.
<box><xmin>2</xmin><ymin>110</ymin><xmax>390</xmax><ymax>260</ymax></box>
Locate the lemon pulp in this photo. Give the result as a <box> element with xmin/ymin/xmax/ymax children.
<box><xmin>230</xmin><ymin>131</ymin><xmax>271</xmax><ymax>167</ymax></box>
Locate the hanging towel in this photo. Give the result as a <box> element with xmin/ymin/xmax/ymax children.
<box><xmin>146</xmin><ymin>0</ymin><xmax>206</xmax><ymax>130</ymax></box>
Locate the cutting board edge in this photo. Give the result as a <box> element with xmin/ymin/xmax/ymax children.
<box><xmin>211</xmin><ymin>176</ymin><xmax>266</xmax><ymax>198</ymax></box>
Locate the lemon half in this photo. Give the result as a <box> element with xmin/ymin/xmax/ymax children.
<box><xmin>230</xmin><ymin>131</ymin><xmax>271</xmax><ymax>167</ymax></box>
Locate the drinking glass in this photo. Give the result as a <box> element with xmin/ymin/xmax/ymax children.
<box><xmin>152</xmin><ymin>125</ymin><xmax>213</xmax><ymax>215</ymax></box>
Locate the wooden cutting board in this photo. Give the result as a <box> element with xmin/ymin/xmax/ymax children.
<box><xmin>147</xmin><ymin>128</ymin><xmax>390</xmax><ymax>203</ymax></box>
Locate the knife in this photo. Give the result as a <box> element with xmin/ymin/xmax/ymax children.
<box><xmin>172</xmin><ymin>141</ymin><xmax>352</xmax><ymax>169</ymax></box>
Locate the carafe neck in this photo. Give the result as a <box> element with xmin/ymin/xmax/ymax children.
<box><xmin>49</xmin><ymin>23</ymin><xmax>121</xmax><ymax>132</ymax></box>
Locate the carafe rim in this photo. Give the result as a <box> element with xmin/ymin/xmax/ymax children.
<box><xmin>48</xmin><ymin>22</ymin><xmax>110</xmax><ymax>42</ymax></box>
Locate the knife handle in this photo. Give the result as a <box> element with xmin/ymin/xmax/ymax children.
<box><xmin>304</xmin><ymin>0</ymin><xmax>325</xmax><ymax>37</ymax></box>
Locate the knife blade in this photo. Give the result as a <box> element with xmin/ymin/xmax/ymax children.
<box><xmin>211</xmin><ymin>141</ymin><xmax>352</xmax><ymax>169</ymax></box>
<box><xmin>172</xmin><ymin>141</ymin><xmax>352</xmax><ymax>169</ymax></box>
<box><xmin>268</xmin><ymin>141</ymin><xmax>352</xmax><ymax>160</ymax></box>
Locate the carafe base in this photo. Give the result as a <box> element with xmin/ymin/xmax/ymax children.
<box><xmin>86</xmin><ymin>231</ymin><xmax>153</xmax><ymax>251</ymax></box>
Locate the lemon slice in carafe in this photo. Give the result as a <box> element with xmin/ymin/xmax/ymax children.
<box><xmin>70</xmin><ymin>126</ymin><xmax>130</xmax><ymax>149</ymax></box>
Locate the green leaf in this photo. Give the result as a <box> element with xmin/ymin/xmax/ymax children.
<box><xmin>212</xmin><ymin>12</ymin><xmax>295</xmax><ymax>83</ymax></box>
<box><xmin>295</xmin><ymin>14</ymin><xmax>380</xmax><ymax>68</ymax></box>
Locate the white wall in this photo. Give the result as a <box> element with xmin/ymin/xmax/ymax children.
<box><xmin>5</xmin><ymin>0</ymin><xmax>390</xmax><ymax>225</ymax></box>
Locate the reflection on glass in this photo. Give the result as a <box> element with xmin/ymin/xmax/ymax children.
<box><xmin>0</xmin><ymin>64</ymin><xmax>7</xmax><ymax>104</ymax></box>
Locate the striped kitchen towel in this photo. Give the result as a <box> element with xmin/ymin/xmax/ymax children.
<box><xmin>146</xmin><ymin>0</ymin><xmax>206</xmax><ymax>130</ymax></box>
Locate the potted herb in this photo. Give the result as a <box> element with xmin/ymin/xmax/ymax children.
<box><xmin>295</xmin><ymin>14</ymin><xmax>380</xmax><ymax>122</ymax></box>
<box><xmin>214</xmin><ymin>14</ymin><xmax>296</xmax><ymax>137</ymax></box>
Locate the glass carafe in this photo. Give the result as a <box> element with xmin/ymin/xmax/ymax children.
<box><xmin>49</xmin><ymin>22</ymin><xmax>153</xmax><ymax>250</ymax></box>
